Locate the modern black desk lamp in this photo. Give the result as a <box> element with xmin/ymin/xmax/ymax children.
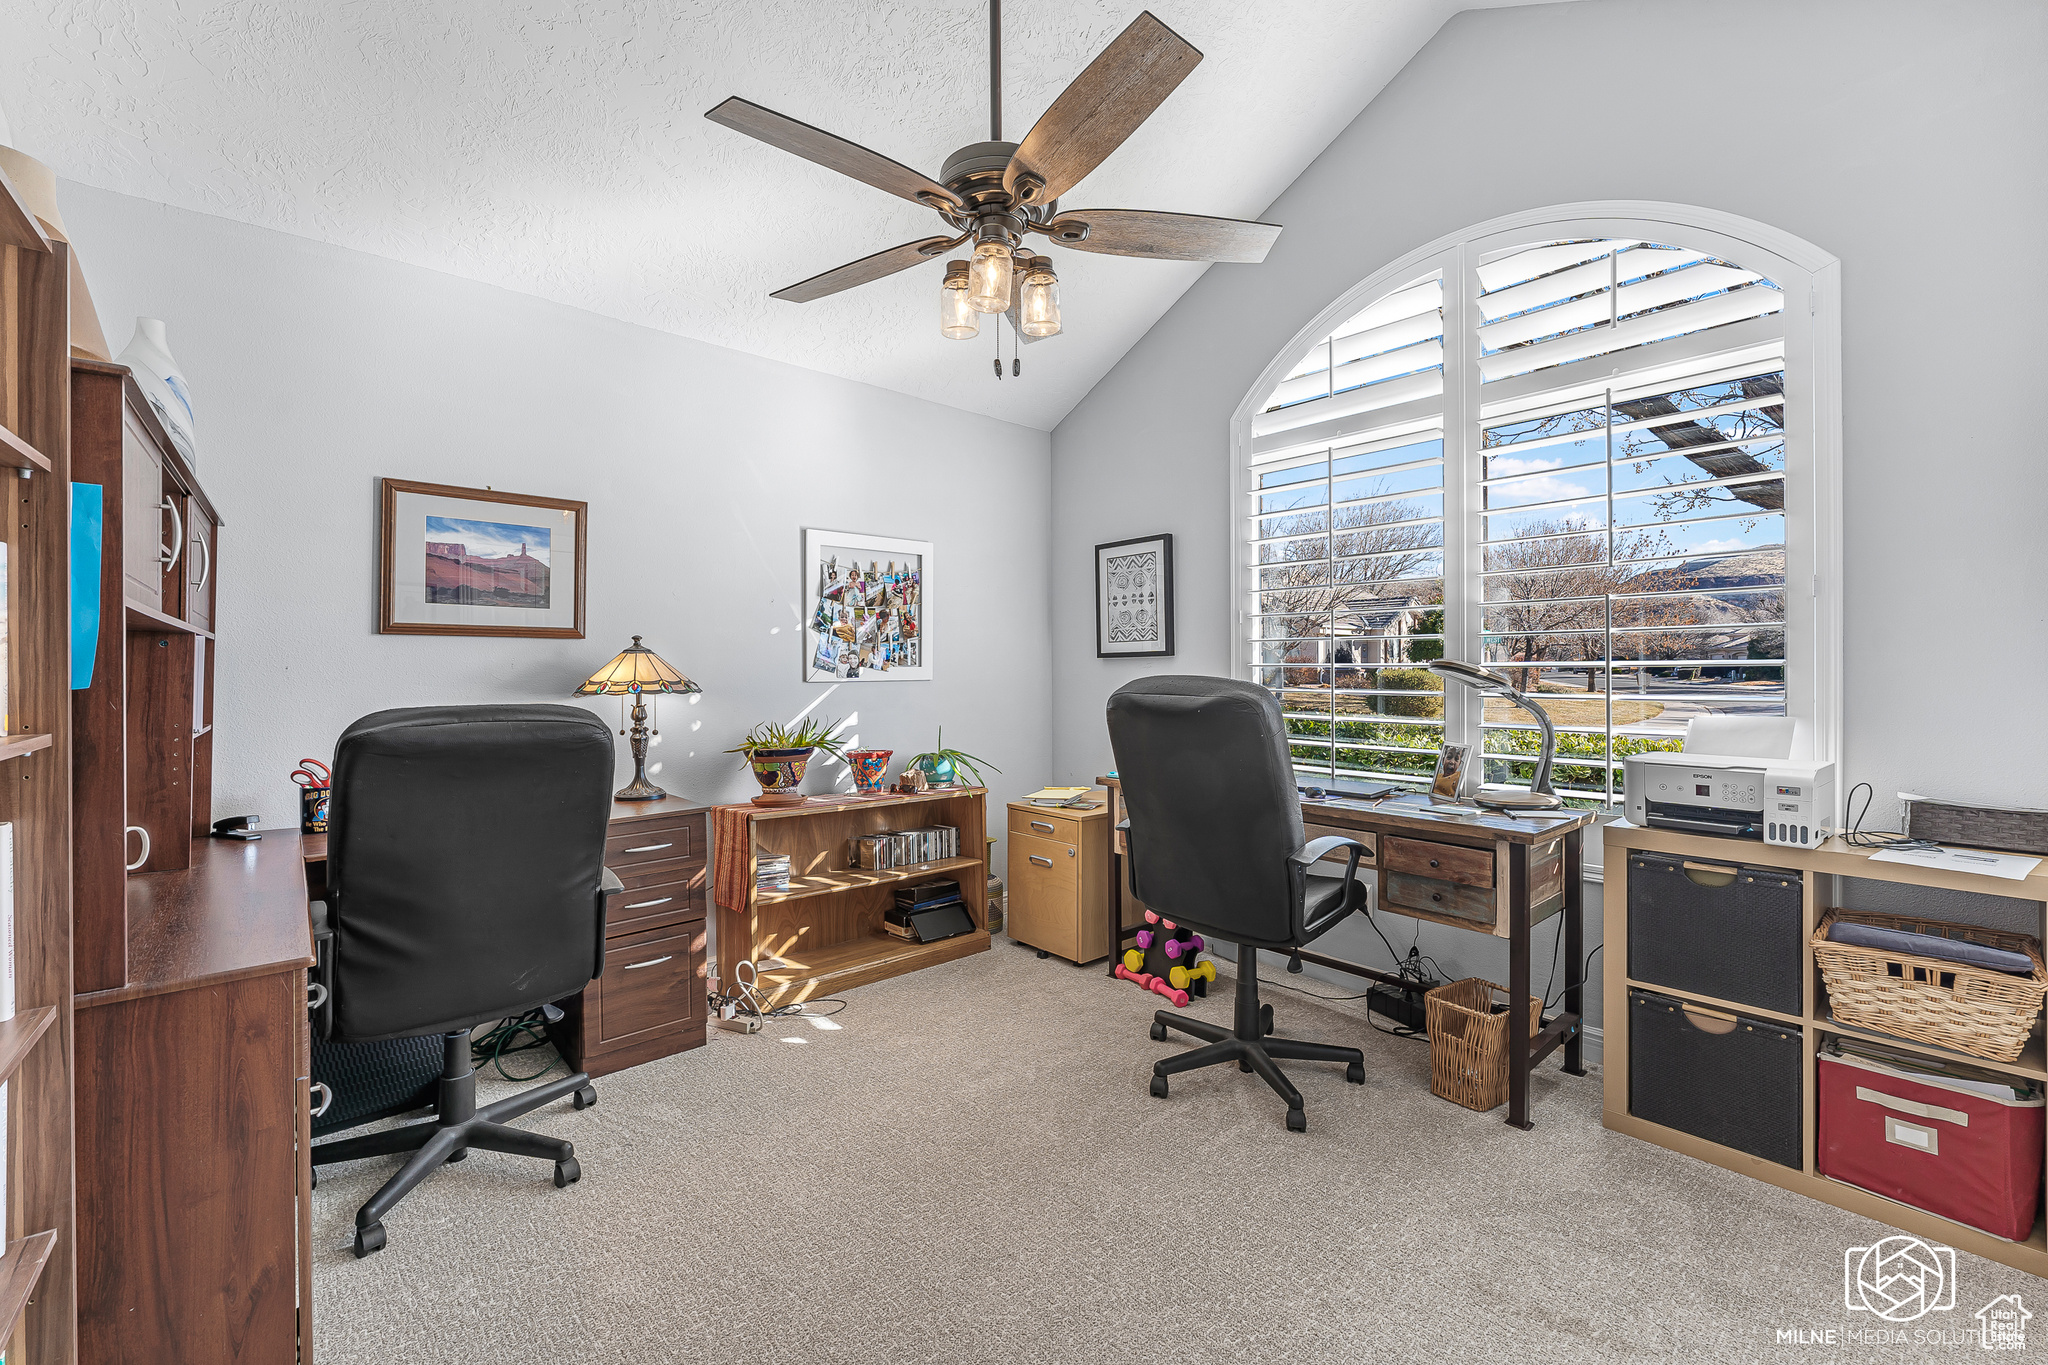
<box><xmin>1427</xmin><ymin>659</ymin><xmax>1564</xmax><ymax>812</ymax></box>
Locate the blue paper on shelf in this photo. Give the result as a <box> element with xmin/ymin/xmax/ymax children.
<box><xmin>70</xmin><ymin>483</ymin><xmax>103</xmax><ymax>690</ymax></box>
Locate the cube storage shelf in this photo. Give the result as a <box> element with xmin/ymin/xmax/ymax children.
<box><xmin>1604</xmin><ymin>821</ymin><xmax>2048</xmax><ymax>1277</ymax></box>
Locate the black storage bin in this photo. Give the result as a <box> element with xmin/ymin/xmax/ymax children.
<box><xmin>1629</xmin><ymin>988</ymin><xmax>1802</xmax><ymax>1167</ymax></box>
<box><xmin>1628</xmin><ymin>852</ymin><xmax>1802</xmax><ymax>1016</ymax></box>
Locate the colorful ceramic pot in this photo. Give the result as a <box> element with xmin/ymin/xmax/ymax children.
<box><xmin>746</xmin><ymin>746</ymin><xmax>813</xmax><ymax>800</ymax></box>
<box><xmin>846</xmin><ymin>748</ymin><xmax>893</xmax><ymax>792</ymax></box>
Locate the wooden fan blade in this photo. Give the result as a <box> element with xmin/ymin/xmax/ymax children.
<box><xmin>707</xmin><ymin>97</ymin><xmax>964</xmax><ymax>211</ymax></box>
<box><xmin>1003</xmin><ymin>12</ymin><xmax>1201</xmax><ymax>206</ymax></box>
<box><xmin>771</xmin><ymin>237</ymin><xmax>957</xmax><ymax>304</ymax></box>
<box><xmin>1044</xmin><ymin>208</ymin><xmax>1281</xmax><ymax>263</ymax></box>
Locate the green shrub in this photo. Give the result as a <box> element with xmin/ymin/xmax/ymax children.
<box><xmin>1374</xmin><ymin>667</ymin><xmax>1444</xmax><ymax>718</ymax></box>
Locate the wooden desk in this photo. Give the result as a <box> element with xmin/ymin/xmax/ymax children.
<box><xmin>76</xmin><ymin>830</ymin><xmax>317</xmax><ymax>1364</ymax></box>
<box><xmin>1098</xmin><ymin>776</ymin><xmax>1594</xmax><ymax>1131</ymax></box>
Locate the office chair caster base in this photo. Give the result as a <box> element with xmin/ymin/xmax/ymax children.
<box><xmin>1239</xmin><ymin>1059</ymin><xmax>1252</xmax><ymax>1072</ymax></box>
<box><xmin>1149</xmin><ymin>1021</ymin><xmax>1168</xmax><ymax>1042</ymax></box>
<box><xmin>572</xmin><ymin>1084</ymin><xmax>598</xmax><ymax>1111</ymax></box>
<box><xmin>1346</xmin><ymin>1061</ymin><xmax>1365</xmax><ymax>1084</ymax></box>
<box><xmin>445</xmin><ymin>1148</ymin><xmax>468</xmax><ymax>1163</ymax></box>
<box><xmin>310</xmin><ymin>1167</ymin><xmax>318</xmax><ymax>1190</ymax></box>
<box><xmin>554</xmin><ymin>1157</ymin><xmax>581</xmax><ymax>1187</ymax></box>
<box><xmin>353</xmin><ymin>1222</ymin><xmax>386</xmax><ymax>1258</ymax></box>
<box><xmin>1286</xmin><ymin>1107</ymin><xmax>1307</xmax><ymax>1133</ymax></box>
<box><xmin>1035</xmin><ymin>949</ymin><xmax>1050</xmax><ymax>959</ymax></box>
<box><xmin>1149</xmin><ymin>1074</ymin><xmax>1169</xmax><ymax>1099</ymax></box>
<box><xmin>1261</xmin><ymin>1003</ymin><xmax>1274</xmax><ymax>1036</ymax></box>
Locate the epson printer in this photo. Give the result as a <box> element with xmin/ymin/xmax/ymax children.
<box><xmin>1623</xmin><ymin>716</ymin><xmax>1836</xmax><ymax>848</ymax></box>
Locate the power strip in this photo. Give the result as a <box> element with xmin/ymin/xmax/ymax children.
<box><xmin>1367</xmin><ymin>948</ymin><xmax>1441</xmax><ymax>1034</ymax></box>
<box><xmin>716</xmin><ymin>1015</ymin><xmax>761</xmax><ymax>1034</ymax></box>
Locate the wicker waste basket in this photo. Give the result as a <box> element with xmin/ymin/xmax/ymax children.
<box><xmin>1426</xmin><ymin>977</ymin><xmax>1542</xmax><ymax>1113</ymax></box>
<box><xmin>1812</xmin><ymin>910</ymin><xmax>2048</xmax><ymax>1063</ymax></box>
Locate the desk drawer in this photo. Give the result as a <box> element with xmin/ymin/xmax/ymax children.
<box><xmin>1382</xmin><ymin>836</ymin><xmax>1492</xmax><ymax>887</ymax></box>
<box><xmin>607</xmin><ymin>819</ymin><xmax>699</xmax><ymax>867</ymax></box>
<box><xmin>1010</xmin><ymin>830</ymin><xmax>1079</xmax><ymax>888</ymax></box>
<box><xmin>1009</xmin><ymin>807</ymin><xmax>1087</xmax><ymax>842</ymax></box>
<box><xmin>616</xmin><ymin>854</ymin><xmax>706</xmax><ymax>893</ymax></box>
<box><xmin>608</xmin><ymin>882</ymin><xmax>706</xmax><ymax>941</ymax></box>
<box><xmin>600</xmin><ymin>926</ymin><xmax>706</xmax><ymax>1043</ymax></box>
<box><xmin>1384</xmin><ymin>871</ymin><xmax>1496</xmax><ymax>926</ymax></box>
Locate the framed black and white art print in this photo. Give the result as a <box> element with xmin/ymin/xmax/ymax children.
<box><xmin>1095</xmin><ymin>533</ymin><xmax>1174</xmax><ymax>658</ymax></box>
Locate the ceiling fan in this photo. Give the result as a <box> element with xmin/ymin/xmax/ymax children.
<box><xmin>704</xmin><ymin>2</ymin><xmax>1281</xmax><ymax>371</ymax></box>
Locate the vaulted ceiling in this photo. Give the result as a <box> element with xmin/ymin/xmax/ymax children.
<box><xmin>0</xmin><ymin>1</ymin><xmax>1547</xmax><ymax>429</ymax></box>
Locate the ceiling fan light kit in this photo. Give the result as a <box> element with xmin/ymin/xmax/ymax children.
<box><xmin>940</xmin><ymin>261</ymin><xmax>980</xmax><ymax>339</ymax></box>
<box><xmin>705</xmin><ymin>2</ymin><xmax>1280</xmax><ymax>378</ymax></box>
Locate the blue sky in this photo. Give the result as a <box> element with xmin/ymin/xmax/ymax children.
<box><xmin>426</xmin><ymin>515</ymin><xmax>550</xmax><ymax>564</ymax></box>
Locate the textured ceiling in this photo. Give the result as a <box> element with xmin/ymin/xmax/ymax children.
<box><xmin>0</xmin><ymin>1</ymin><xmax>1547</xmax><ymax>429</ymax></box>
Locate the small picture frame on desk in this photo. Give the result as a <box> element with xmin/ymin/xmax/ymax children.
<box><xmin>1095</xmin><ymin>533</ymin><xmax>1173</xmax><ymax>658</ymax></box>
<box><xmin>378</xmin><ymin>479</ymin><xmax>586</xmax><ymax>638</ymax></box>
<box><xmin>1433</xmin><ymin>743</ymin><xmax>1475</xmax><ymax>801</ymax></box>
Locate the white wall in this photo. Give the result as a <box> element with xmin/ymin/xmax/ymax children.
<box><xmin>58</xmin><ymin>183</ymin><xmax>1053</xmax><ymax>854</ymax></box>
<box><xmin>1047</xmin><ymin>0</ymin><xmax>2048</xmax><ymax>1027</ymax></box>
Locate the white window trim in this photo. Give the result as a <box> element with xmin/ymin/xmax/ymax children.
<box><xmin>1229</xmin><ymin>201</ymin><xmax>1843</xmax><ymax>778</ymax></box>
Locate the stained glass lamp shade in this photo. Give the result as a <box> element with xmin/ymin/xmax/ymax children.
<box><xmin>575</xmin><ymin>637</ymin><xmax>700</xmax><ymax>799</ymax></box>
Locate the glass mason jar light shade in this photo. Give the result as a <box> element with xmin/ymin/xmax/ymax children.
<box><xmin>968</xmin><ymin>240</ymin><xmax>1015</xmax><ymax>314</ymax></box>
<box><xmin>1018</xmin><ymin>256</ymin><xmax>1062</xmax><ymax>337</ymax></box>
<box><xmin>940</xmin><ymin>262</ymin><xmax>979</xmax><ymax>340</ymax></box>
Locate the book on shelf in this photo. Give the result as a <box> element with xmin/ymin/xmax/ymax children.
<box><xmin>754</xmin><ymin>846</ymin><xmax>792</xmax><ymax>893</ymax></box>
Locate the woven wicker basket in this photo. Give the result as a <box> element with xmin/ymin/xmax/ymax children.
<box><xmin>1425</xmin><ymin>977</ymin><xmax>1541</xmax><ymax>1113</ymax></box>
<box><xmin>1812</xmin><ymin>910</ymin><xmax>2048</xmax><ymax>1062</ymax></box>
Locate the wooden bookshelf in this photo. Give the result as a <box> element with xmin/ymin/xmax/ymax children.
<box><xmin>0</xmin><ymin>167</ymin><xmax>78</xmax><ymax>1364</ymax></box>
<box><xmin>714</xmin><ymin>788</ymin><xmax>991</xmax><ymax>1005</ymax></box>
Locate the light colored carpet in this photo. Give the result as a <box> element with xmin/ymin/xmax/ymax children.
<box><xmin>312</xmin><ymin>944</ymin><xmax>2040</xmax><ymax>1363</ymax></box>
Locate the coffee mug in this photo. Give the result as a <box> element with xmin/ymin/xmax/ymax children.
<box><xmin>125</xmin><ymin>824</ymin><xmax>151</xmax><ymax>871</ymax></box>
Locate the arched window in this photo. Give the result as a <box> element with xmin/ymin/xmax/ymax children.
<box><xmin>1233</xmin><ymin>205</ymin><xmax>1840</xmax><ymax>806</ymax></box>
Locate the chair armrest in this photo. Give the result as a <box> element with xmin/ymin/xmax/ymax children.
<box><xmin>1289</xmin><ymin>835</ymin><xmax>1370</xmax><ymax>868</ymax></box>
<box><xmin>592</xmin><ymin>866</ymin><xmax>624</xmax><ymax>980</ymax></box>
<box><xmin>1289</xmin><ymin>837</ymin><xmax>1371</xmax><ymax>941</ymax></box>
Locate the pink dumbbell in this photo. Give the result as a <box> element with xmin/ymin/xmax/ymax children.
<box><xmin>1143</xmin><ymin>910</ymin><xmax>1160</xmax><ymax>925</ymax></box>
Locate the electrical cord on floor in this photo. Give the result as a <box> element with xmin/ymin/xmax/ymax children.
<box><xmin>1840</xmin><ymin>781</ymin><xmax>1940</xmax><ymax>851</ymax></box>
<box><xmin>1249</xmin><ymin>911</ymin><xmax>1440</xmax><ymax>1041</ymax></box>
<box><xmin>471</xmin><ymin>1010</ymin><xmax>558</xmax><ymax>1082</ymax></box>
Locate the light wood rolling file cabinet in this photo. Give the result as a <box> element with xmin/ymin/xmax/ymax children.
<box><xmin>1006</xmin><ymin>791</ymin><xmax>1113</xmax><ymax>965</ymax></box>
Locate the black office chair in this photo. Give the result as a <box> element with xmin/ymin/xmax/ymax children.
<box><xmin>1107</xmin><ymin>676</ymin><xmax>1370</xmax><ymax>1132</ymax></box>
<box><xmin>309</xmin><ymin>704</ymin><xmax>619</xmax><ymax>1257</ymax></box>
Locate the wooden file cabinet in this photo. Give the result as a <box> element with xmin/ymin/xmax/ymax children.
<box><xmin>557</xmin><ymin>798</ymin><xmax>711</xmax><ymax>1078</ymax></box>
<box><xmin>1006</xmin><ymin>794</ymin><xmax>1111</xmax><ymax>965</ymax></box>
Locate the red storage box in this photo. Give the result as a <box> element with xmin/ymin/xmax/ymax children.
<box><xmin>1819</xmin><ymin>1045</ymin><xmax>2045</xmax><ymax>1242</ymax></box>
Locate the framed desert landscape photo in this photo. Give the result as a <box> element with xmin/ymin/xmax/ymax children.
<box><xmin>379</xmin><ymin>479</ymin><xmax>586</xmax><ymax>637</ymax></box>
<box><xmin>1095</xmin><ymin>533</ymin><xmax>1173</xmax><ymax>657</ymax></box>
<box><xmin>804</xmin><ymin>528</ymin><xmax>931</xmax><ymax>681</ymax></box>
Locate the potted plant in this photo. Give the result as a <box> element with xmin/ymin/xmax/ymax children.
<box><xmin>904</xmin><ymin>728</ymin><xmax>999</xmax><ymax>788</ymax></box>
<box><xmin>844</xmin><ymin>748</ymin><xmax>893</xmax><ymax>793</ymax></box>
<box><xmin>727</xmin><ymin>718</ymin><xmax>847</xmax><ymax>806</ymax></box>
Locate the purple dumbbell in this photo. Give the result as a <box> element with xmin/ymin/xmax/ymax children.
<box><xmin>1135</xmin><ymin>929</ymin><xmax>1154</xmax><ymax>950</ymax></box>
<box><xmin>1190</xmin><ymin>934</ymin><xmax>1204</xmax><ymax>952</ymax></box>
<box><xmin>1164</xmin><ymin>935</ymin><xmax>1187</xmax><ymax>959</ymax></box>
